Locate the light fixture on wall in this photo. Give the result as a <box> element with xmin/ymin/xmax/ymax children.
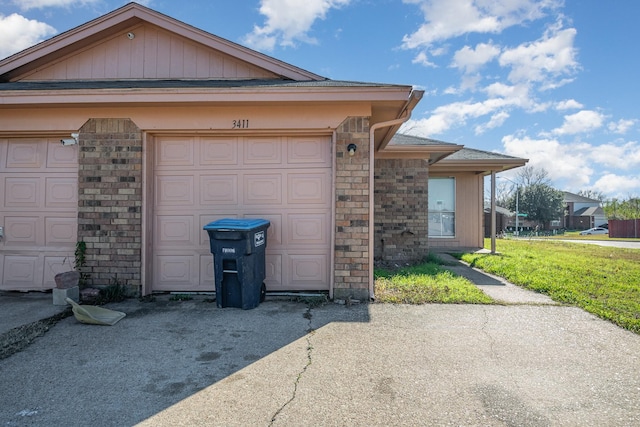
<box><xmin>127</xmin><ymin>32</ymin><xmax>135</xmax><ymax>40</ymax></box>
<box><xmin>347</xmin><ymin>143</ymin><xmax>357</xmax><ymax>156</ymax></box>
<box><xmin>60</xmin><ymin>132</ymin><xmax>78</xmax><ymax>146</ymax></box>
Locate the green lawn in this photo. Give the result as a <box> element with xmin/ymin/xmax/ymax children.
<box><xmin>543</xmin><ymin>231</ymin><xmax>640</xmax><ymax>242</ymax></box>
<box><xmin>462</xmin><ymin>239</ymin><xmax>640</xmax><ymax>333</ymax></box>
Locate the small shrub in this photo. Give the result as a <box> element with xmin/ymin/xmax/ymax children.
<box><xmin>97</xmin><ymin>275</ymin><xmax>126</xmax><ymax>304</ymax></box>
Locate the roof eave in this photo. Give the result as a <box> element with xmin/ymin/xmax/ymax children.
<box><xmin>430</xmin><ymin>159</ymin><xmax>528</xmax><ymax>174</ymax></box>
<box><xmin>376</xmin><ymin>143</ymin><xmax>463</xmax><ymax>160</ymax></box>
<box><xmin>0</xmin><ymin>85</ymin><xmax>413</xmax><ymax>106</ymax></box>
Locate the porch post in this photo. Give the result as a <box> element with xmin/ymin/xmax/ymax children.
<box><xmin>491</xmin><ymin>171</ymin><xmax>496</xmax><ymax>254</ymax></box>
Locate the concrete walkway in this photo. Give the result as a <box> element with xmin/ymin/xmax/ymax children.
<box><xmin>437</xmin><ymin>252</ymin><xmax>559</xmax><ymax>305</ymax></box>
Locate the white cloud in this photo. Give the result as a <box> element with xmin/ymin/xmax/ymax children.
<box><xmin>403</xmin><ymin>94</ymin><xmax>521</xmax><ymax>135</ymax></box>
<box><xmin>0</xmin><ymin>13</ymin><xmax>56</xmax><ymax>59</ymax></box>
<box><xmin>502</xmin><ymin>133</ymin><xmax>593</xmax><ymax>188</ymax></box>
<box><xmin>499</xmin><ymin>23</ymin><xmax>579</xmax><ymax>86</ymax></box>
<box><xmin>405</xmin><ymin>81</ymin><xmax>543</xmax><ymax>135</ymax></box>
<box><xmin>589</xmin><ymin>140</ymin><xmax>640</xmax><ymax>170</ymax></box>
<box><xmin>593</xmin><ymin>174</ymin><xmax>640</xmax><ymax>198</ymax></box>
<box><xmin>608</xmin><ymin>119</ymin><xmax>636</xmax><ymax>134</ymax></box>
<box><xmin>402</xmin><ymin>0</ymin><xmax>561</xmax><ymax>50</ymax></box>
<box><xmin>555</xmin><ymin>99</ymin><xmax>583</xmax><ymax>110</ymax></box>
<box><xmin>243</xmin><ymin>0</ymin><xmax>350</xmax><ymax>51</ymax></box>
<box><xmin>451</xmin><ymin>42</ymin><xmax>500</xmax><ymax>73</ymax></box>
<box><xmin>551</xmin><ymin>110</ymin><xmax>605</xmax><ymax>135</ymax></box>
<box><xmin>412</xmin><ymin>51</ymin><xmax>437</xmax><ymax>67</ymax></box>
<box><xmin>475</xmin><ymin>110</ymin><xmax>509</xmax><ymax>134</ymax></box>
<box><xmin>11</xmin><ymin>0</ymin><xmax>99</xmax><ymax>10</ymax></box>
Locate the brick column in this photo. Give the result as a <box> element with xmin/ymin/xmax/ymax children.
<box><xmin>77</xmin><ymin>118</ymin><xmax>143</xmax><ymax>295</ymax></box>
<box><xmin>334</xmin><ymin>117</ymin><xmax>370</xmax><ymax>301</ymax></box>
<box><xmin>374</xmin><ymin>159</ymin><xmax>429</xmax><ymax>263</ymax></box>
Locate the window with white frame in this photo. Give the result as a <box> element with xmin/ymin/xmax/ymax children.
<box><xmin>428</xmin><ymin>177</ymin><xmax>455</xmax><ymax>237</ymax></box>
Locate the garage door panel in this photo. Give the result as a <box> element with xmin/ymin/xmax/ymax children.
<box><xmin>5</xmin><ymin>177</ymin><xmax>40</xmax><ymax>207</ymax></box>
<box><xmin>155</xmin><ymin>138</ymin><xmax>194</xmax><ymax>167</ymax></box>
<box><xmin>47</xmin><ymin>142</ymin><xmax>78</xmax><ymax>168</ymax></box>
<box><xmin>5</xmin><ymin>216</ymin><xmax>39</xmax><ymax>245</ymax></box>
<box><xmin>289</xmin><ymin>253</ymin><xmax>328</xmax><ymax>287</ymax></box>
<box><xmin>155</xmin><ymin>175</ymin><xmax>195</xmax><ymax>206</ymax></box>
<box><xmin>156</xmin><ymin>215</ymin><xmax>195</xmax><ymax>246</ymax></box>
<box><xmin>287</xmin><ymin>171</ymin><xmax>330</xmax><ymax>205</ymax></box>
<box><xmin>200</xmin><ymin>137</ymin><xmax>238</xmax><ymax>165</ymax></box>
<box><xmin>154</xmin><ymin>255</ymin><xmax>198</xmax><ymax>290</ymax></box>
<box><xmin>264</xmin><ymin>253</ymin><xmax>283</xmax><ymax>288</ymax></box>
<box><xmin>200</xmin><ymin>175</ymin><xmax>238</xmax><ymax>205</ymax></box>
<box><xmin>244</xmin><ymin>137</ymin><xmax>281</xmax><ymax>164</ymax></box>
<box><xmin>287</xmin><ymin>136</ymin><xmax>331</xmax><ymax>165</ymax></box>
<box><xmin>244</xmin><ymin>174</ymin><xmax>282</xmax><ymax>205</ymax></box>
<box><xmin>199</xmin><ymin>254</ymin><xmax>215</xmax><ymax>288</ymax></box>
<box><xmin>6</xmin><ymin>140</ymin><xmax>43</xmax><ymax>168</ymax></box>
<box><xmin>287</xmin><ymin>213</ymin><xmax>328</xmax><ymax>245</ymax></box>
<box><xmin>3</xmin><ymin>255</ymin><xmax>40</xmax><ymax>288</ymax></box>
<box><xmin>46</xmin><ymin>217</ymin><xmax>77</xmax><ymax>245</ymax></box>
<box><xmin>45</xmin><ymin>177</ymin><xmax>77</xmax><ymax>208</ymax></box>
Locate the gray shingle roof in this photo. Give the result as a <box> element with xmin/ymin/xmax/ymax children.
<box><xmin>573</xmin><ymin>206</ymin><xmax>604</xmax><ymax>216</ymax></box>
<box><xmin>445</xmin><ymin>147</ymin><xmax>522</xmax><ymax>161</ymax></box>
<box><xmin>389</xmin><ymin>133</ymin><xmax>456</xmax><ymax>146</ymax></box>
<box><xmin>390</xmin><ymin>134</ymin><xmax>521</xmax><ymax>161</ymax></box>
<box><xmin>563</xmin><ymin>191</ymin><xmax>601</xmax><ymax>203</ymax></box>
<box><xmin>0</xmin><ymin>79</ymin><xmax>409</xmax><ymax>91</ymax></box>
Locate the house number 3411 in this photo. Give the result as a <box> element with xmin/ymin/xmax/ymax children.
<box><xmin>232</xmin><ymin>119</ymin><xmax>249</xmax><ymax>129</ymax></box>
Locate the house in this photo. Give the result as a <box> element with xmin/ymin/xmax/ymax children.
<box><xmin>483</xmin><ymin>204</ymin><xmax>511</xmax><ymax>237</ymax></box>
<box><xmin>563</xmin><ymin>191</ymin><xmax>607</xmax><ymax>230</ymax></box>
<box><xmin>0</xmin><ymin>3</ymin><xmax>525</xmax><ymax>300</ymax></box>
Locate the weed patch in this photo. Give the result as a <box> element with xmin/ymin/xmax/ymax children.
<box><xmin>374</xmin><ymin>261</ymin><xmax>493</xmax><ymax>304</ymax></box>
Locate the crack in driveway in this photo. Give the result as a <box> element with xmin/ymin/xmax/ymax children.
<box><xmin>269</xmin><ymin>305</ymin><xmax>315</xmax><ymax>425</ymax></box>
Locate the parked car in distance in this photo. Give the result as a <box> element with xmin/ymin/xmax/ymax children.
<box><xmin>580</xmin><ymin>227</ymin><xmax>608</xmax><ymax>235</ymax></box>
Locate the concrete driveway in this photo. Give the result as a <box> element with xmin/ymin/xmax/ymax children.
<box><xmin>1</xmin><ymin>294</ymin><xmax>640</xmax><ymax>426</ymax></box>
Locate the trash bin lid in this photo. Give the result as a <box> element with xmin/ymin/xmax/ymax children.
<box><xmin>203</xmin><ymin>218</ymin><xmax>270</xmax><ymax>231</ymax></box>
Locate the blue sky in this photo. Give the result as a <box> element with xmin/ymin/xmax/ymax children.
<box><xmin>1</xmin><ymin>0</ymin><xmax>639</xmax><ymax>200</ymax></box>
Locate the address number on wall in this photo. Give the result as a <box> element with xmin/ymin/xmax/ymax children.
<box><xmin>232</xmin><ymin>119</ymin><xmax>249</xmax><ymax>129</ymax></box>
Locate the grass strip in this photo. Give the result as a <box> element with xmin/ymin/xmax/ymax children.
<box><xmin>461</xmin><ymin>239</ymin><xmax>640</xmax><ymax>333</ymax></box>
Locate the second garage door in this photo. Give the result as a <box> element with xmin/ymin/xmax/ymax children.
<box><xmin>152</xmin><ymin>135</ymin><xmax>332</xmax><ymax>292</ymax></box>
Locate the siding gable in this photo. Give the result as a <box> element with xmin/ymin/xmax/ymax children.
<box><xmin>19</xmin><ymin>23</ymin><xmax>279</xmax><ymax>81</ymax></box>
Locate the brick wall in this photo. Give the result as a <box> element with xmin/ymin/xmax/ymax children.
<box><xmin>334</xmin><ymin>117</ymin><xmax>371</xmax><ymax>301</ymax></box>
<box><xmin>77</xmin><ymin>118</ymin><xmax>143</xmax><ymax>294</ymax></box>
<box><xmin>374</xmin><ymin>159</ymin><xmax>429</xmax><ymax>263</ymax></box>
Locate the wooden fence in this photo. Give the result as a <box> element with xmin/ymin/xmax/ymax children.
<box><xmin>608</xmin><ymin>219</ymin><xmax>640</xmax><ymax>238</ymax></box>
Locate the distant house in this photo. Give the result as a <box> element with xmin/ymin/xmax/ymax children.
<box><xmin>483</xmin><ymin>204</ymin><xmax>511</xmax><ymax>237</ymax></box>
<box><xmin>563</xmin><ymin>191</ymin><xmax>607</xmax><ymax>230</ymax></box>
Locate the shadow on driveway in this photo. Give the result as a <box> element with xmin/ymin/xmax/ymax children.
<box><xmin>0</xmin><ymin>297</ymin><xmax>368</xmax><ymax>426</ymax></box>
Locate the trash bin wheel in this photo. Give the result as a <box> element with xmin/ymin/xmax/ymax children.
<box><xmin>260</xmin><ymin>282</ymin><xmax>266</xmax><ymax>303</ymax></box>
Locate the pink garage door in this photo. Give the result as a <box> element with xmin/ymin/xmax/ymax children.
<box><xmin>152</xmin><ymin>135</ymin><xmax>332</xmax><ymax>292</ymax></box>
<box><xmin>0</xmin><ymin>138</ymin><xmax>78</xmax><ymax>291</ymax></box>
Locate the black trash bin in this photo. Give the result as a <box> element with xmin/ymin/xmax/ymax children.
<box><xmin>203</xmin><ymin>218</ymin><xmax>270</xmax><ymax>309</ymax></box>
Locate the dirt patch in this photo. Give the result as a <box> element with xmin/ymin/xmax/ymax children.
<box><xmin>0</xmin><ymin>309</ymin><xmax>72</xmax><ymax>360</ymax></box>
